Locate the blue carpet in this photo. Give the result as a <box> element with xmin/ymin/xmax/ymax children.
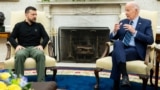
<box><xmin>0</xmin><ymin>69</ymin><xmax>159</xmax><ymax>90</ymax></box>
<box><xmin>27</xmin><ymin>75</ymin><xmax>158</xmax><ymax>90</ymax></box>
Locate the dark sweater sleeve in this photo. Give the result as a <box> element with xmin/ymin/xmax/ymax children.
<box><xmin>8</xmin><ymin>23</ymin><xmax>19</xmax><ymax>48</ymax></box>
<box><xmin>39</xmin><ymin>23</ymin><xmax>49</xmax><ymax>48</ymax></box>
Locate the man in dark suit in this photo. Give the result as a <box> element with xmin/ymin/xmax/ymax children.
<box><xmin>109</xmin><ymin>1</ymin><xmax>154</xmax><ymax>90</ymax></box>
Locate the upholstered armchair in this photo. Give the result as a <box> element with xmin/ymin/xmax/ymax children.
<box><xmin>4</xmin><ymin>11</ymin><xmax>57</xmax><ymax>80</ymax></box>
<box><xmin>94</xmin><ymin>10</ymin><xmax>158</xmax><ymax>90</ymax></box>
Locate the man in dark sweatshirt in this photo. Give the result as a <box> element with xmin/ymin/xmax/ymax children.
<box><xmin>8</xmin><ymin>6</ymin><xmax>49</xmax><ymax>81</ymax></box>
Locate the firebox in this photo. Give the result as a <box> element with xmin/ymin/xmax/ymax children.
<box><xmin>58</xmin><ymin>27</ymin><xmax>110</xmax><ymax>62</ymax></box>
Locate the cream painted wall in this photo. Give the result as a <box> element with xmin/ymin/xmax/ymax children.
<box><xmin>0</xmin><ymin>0</ymin><xmax>159</xmax><ymax>26</ymax></box>
<box><xmin>0</xmin><ymin>0</ymin><xmax>43</xmax><ymax>27</ymax></box>
<box><xmin>0</xmin><ymin>0</ymin><xmax>160</xmax><ymax>61</ymax></box>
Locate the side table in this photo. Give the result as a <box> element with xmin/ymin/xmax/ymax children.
<box><xmin>155</xmin><ymin>45</ymin><xmax>160</xmax><ymax>90</ymax></box>
<box><xmin>0</xmin><ymin>32</ymin><xmax>10</xmax><ymax>38</ymax></box>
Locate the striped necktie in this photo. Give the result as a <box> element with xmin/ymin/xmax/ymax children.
<box><xmin>123</xmin><ymin>21</ymin><xmax>133</xmax><ymax>46</ymax></box>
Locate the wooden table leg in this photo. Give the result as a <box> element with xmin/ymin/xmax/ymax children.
<box><xmin>155</xmin><ymin>61</ymin><xmax>159</xmax><ymax>90</ymax></box>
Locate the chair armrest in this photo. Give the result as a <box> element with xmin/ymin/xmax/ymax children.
<box><xmin>155</xmin><ymin>44</ymin><xmax>160</xmax><ymax>62</ymax></box>
<box><xmin>41</xmin><ymin>40</ymin><xmax>55</xmax><ymax>57</ymax></box>
<box><xmin>155</xmin><ymin>44</ymin><xmax>160</xmax><ymax>50</ymax></box>
<box><xmin>47</xmin><ymin>40</ymin><xmax>55</xmax><ymax>57</ymax></box>
<box><xmin>144</xmin><ymin>43</ymin><xmax>156</xmax><ymax>68</ymax></box>
<box><xmin>5</xmin><ymin>41</ymin><xmax>12</xmax><ymax>60</ymax></box>
<box><xmin>148</xmin><ymin>42</ymin><xmax>156</xmax><ymax>49</ymax></box>
<box><xmin>100</xmin><ymin>41</ymin><xmax>113</xmax><ymax>58</ymax></box>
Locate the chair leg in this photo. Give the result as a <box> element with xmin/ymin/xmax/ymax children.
<box><xmin>94</xmin><ymin>68</ymin><xmax>102</xmax><ymax>90</ymax></box>
<box><xmin>52</xmin><ymin>67</ymin><xmax>57</xmax><ymax>81</ymax></box>
<box><xmin>149</xmin><ymin>69</ymin><xmax>154</xmax><ymax>86</ymax></box>
<box><xmin>45</xmin><ymin>67</ymin><xmax>57</xmax><ymax>81</ymax></box>
<box><xmin>45</xmin><ymin>68</ymin><xmax>47</xmax><ymax>77</ymax></box>
<box><xmin>139</xmin><ymin>75</ymin><xmax>148</xmax><ymax>90</ymax></box>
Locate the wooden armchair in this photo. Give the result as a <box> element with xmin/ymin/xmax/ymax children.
<box><xmin>3</xmin><ymin>11</ymin><xmax>57</xmax><ymax>80</ymax></box>
<box><xmin>94</xmin><ymin>10</ymin><xmax>158</xmax><ymax>90</ymax></box>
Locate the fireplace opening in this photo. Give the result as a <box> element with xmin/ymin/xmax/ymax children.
<box><xmin>58</xmin><ymin>27</ymin><xmax>110</xmax><ymax>63</ymax></box>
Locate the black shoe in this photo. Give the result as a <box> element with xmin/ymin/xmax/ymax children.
<box><xmin>113</xmin><ymin>80</ymin><xmax>120</xmax><ymax>90</ymax></box>
<box><xmin>121</xmin><ymin>76</ymin><xmax>131</xmax><ymax>87</ymax></box>
<box><xmin>113</xmin><ymin>85</ymin><xmax>119</xmax><ymax>90</ymax></box>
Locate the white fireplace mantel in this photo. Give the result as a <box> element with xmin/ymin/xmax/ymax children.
<box><xmin>37</xmin><ymin>0</ymin><xmax>133</xmax><ymax>15</ymax></box>
<box><xmin>37</xmin><ymin>0</ymin><xmax>130</xmax><ymax>5</ymax></box>
<box><xmin>37</xmin><ymin>0</ymin><xmax>133</xmax><ymax>31</ymax></box>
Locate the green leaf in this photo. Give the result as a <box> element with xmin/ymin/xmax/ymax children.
<box><xmin>8</xmin><ymin>69</ymin><xmax>14</xmax><ymax>79</ymax></box>
<box><xmin>22</xmin><ymin>83</ymin><xmax>31</xmax><ymax>90</ymax></box>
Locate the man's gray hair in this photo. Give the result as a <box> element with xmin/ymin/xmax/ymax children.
<box><xmin>127</xmin><ymin>1</ymin><xmax>140</xmax><ymax>11</ymax></box>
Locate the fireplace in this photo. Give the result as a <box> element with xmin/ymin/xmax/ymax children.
<box><xmin>58</xmin><ymin>27</ymin><xmax>110</xmax><ymax>62</ymax></box>
<box><xmin>38</xmin><ymin>0</ymin><xmax>131</xmax><ymax>62</ymax></box>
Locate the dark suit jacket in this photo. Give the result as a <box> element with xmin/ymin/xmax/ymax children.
<box><xmin>110</xmin><ymin>17</ymin><xmax>154</xmax><ymax>60</ymax></box>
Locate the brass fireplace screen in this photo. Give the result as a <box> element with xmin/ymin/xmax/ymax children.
<box><xmin>58</xmin><ymin>27</ymin><xmax>110</xmax><ymax>62</ymax></box>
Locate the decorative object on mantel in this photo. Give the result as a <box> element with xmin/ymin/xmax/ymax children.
<box><xmin>39</xmin><ymin>0</ymin><xmax>133</xmax><ymax>3</ymax></box>
<box><xmin>73</xmin><ymin>0</ymin><xmax>85</xmax><ymax>1</ymax></box>
<box><xmin>0</xmin><ymin>12</ymin><xmax>5</xmax><ymax>32</ymax></box>
<box><xmin>43</xmin><ymin>0</ymin><xmax>100</xmax><ymax>2</ymax></box>
<box><xmin>0</xmin><ymin>0</ymin><xmax>19</xmax><ymax>2</ymax></box>
<box><xmin>42</xmin><ymin>0</ymin><xmax>50</xmax><ymax>2</ymax></box>
<box><xmin>72</xmin><ymin>0</ymin><xmax>98</xmax><ymax>1</ymax></box>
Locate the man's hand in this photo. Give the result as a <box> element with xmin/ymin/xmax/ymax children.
<box><xmin>15</xmin><ymin>45</ymin><xmax>25</xmax><ymax>53</ymax></box>
<box><xmin>123</xmin><ymin>24</ymin><xmax>136</xmax><ymax>34</ymax></box>
<box><xmin>35</xmin><ymin>45</ymin><xmax>43</xmax><ymax>51</ymax></box>
<box><xmin>113</xmin><ymin>23</ymin><xmax>122</xmax><ymax>33</ymax></box>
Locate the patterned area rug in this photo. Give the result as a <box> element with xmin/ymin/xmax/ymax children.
<box><xmin>24</xmin><ymin>67</ymin><xmax>159</xmax><ymax>86</ymax></box>
<box><xmin>0</xmin><ymin>66</ymin><xmax>158</xmax><ymax>90</ymax></box>
<box><xmin>24</xmin><ymin>67</ymin><xmax>159</xmax><ymax>90</ymax></box>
